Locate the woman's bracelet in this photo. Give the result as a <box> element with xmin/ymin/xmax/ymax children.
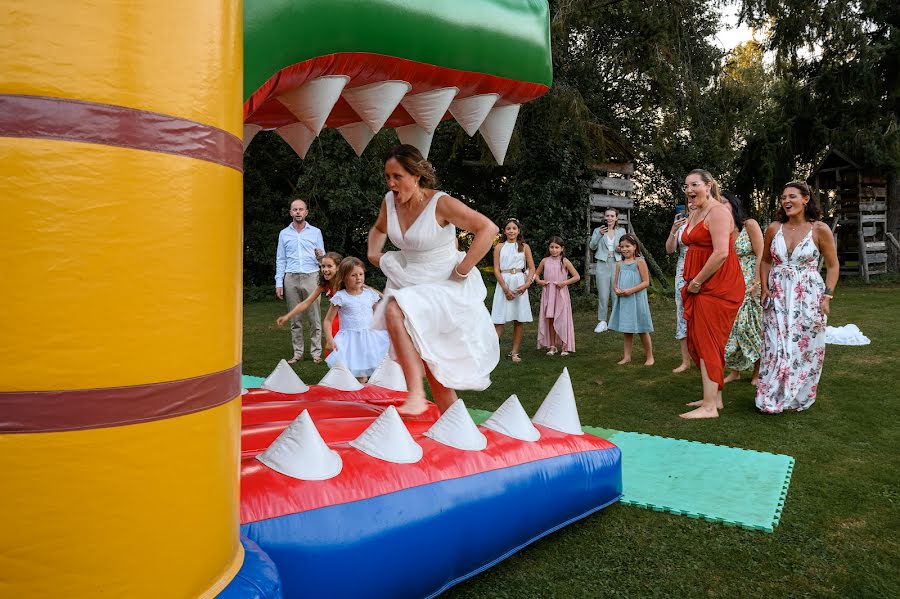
<box><xmin>823</xmin><ymin>294</ymin><xmax>834</xmax><ymax>299</ymax></box>
<box><xmin>454</xmin><ymin>265</ymin><xmax>468</xmax><ymax>278</ymax></box>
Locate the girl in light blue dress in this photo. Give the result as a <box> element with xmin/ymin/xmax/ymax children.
<box><xmin>608</xmin><ymin>234</ymin><xmax>654</xmax><ymax>366</ymax></box>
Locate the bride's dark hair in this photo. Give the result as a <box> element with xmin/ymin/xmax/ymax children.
<box><xmin>385</xmin><ymin>144</ymin><xmax>439</xmax><ymax>188</ymax></box>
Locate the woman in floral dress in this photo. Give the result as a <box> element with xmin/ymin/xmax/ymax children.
<box><xmin>756</xmin><ymin>181</ymin><xmax>839</xmax><ymax>414</ymax></box>
<box><xmin>722</xmin><ymin>192</ymin><xmax>764</xmax><ymax>385</ymax></box>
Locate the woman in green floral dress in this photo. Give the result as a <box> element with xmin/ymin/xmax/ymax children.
<box><xmin>723</xmin><ymin>192</ymin><xmax>764</xmax><ymax>384</ymax></box>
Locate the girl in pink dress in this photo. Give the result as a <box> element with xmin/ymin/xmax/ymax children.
<box><xmin>535</xmin><ymin>236</ymin><xmax>580</xmax><ymax>355</ymax></box>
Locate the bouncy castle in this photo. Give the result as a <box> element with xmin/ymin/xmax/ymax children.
<box><xmin>0</xmin><ymin>2</ymin><xmax>622</xmax><ymax>597</ymax></box>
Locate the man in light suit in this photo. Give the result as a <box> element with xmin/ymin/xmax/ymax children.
<box><xmin>589</xmin><ymin>207</ymin><xmax>627</xmax><ymax>332</ymax></box>
<box><xmin>275</xmin><ymin>198</ymin><xmax>325</xmax><ymax>363</ymax></box>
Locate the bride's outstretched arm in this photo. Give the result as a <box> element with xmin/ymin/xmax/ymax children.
<box><xmin>437</xmin><ymin>194</ymin><xmax>499</xmax><ymax>276</ymax></box>
<box><xmin>367</xmin><ymin>199</ymin><xmax>389</xmax><ymax>267</ymax></box>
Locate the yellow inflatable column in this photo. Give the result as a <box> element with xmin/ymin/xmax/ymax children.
<box><xmin>0</xmin><ymin>2</ymin><xmax>244</xmax><ymax>597</ymax></box>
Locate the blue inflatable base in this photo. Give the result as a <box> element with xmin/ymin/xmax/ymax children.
<box><xmin>218</xmin><ymin>536</ymin><xmax>282</xmax><ymax>599</ymax></box>
<box><xmin>241</xmin><ymin>447</ymin><xmax>622</xmax><ymax>599</ymax></box>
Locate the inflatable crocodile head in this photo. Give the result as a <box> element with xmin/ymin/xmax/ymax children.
<box><xmin>243</xmin><ymin>0</ymin><xmax>552</xmax><ymax>164</ymax></box>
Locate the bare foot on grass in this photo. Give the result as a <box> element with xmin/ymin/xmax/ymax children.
<box><xmin>685</xmin><ymin>399</ymin><xmax>723</xmax><ymax>409</ymax></box>
<box><xmin>679</xmin><ymin>406</ymin><xmax>719</xmax><ymax>419</ymax></box>
<box><xmin>672</xmin><ymin>363</ymin><xmax>691</xmax><ymax>373</ymax></box>
<box><xmin>617</xmin><ymin>357</ymin><xmax>631</xmax><ymax>365</ymax></box>
<box><xmin>644</xmin><ymin>358</ymin><xmax>655</xmax><ymax>366</ymax></box>
<box><xmin>723</xmin><ymin>370</ymin><xmax>741</xmax><ymax>384</ymax></box>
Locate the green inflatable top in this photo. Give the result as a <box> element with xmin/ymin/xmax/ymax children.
<box><xmin>244</xmin><ymin>0</ymin><xmax>553</xmax><ymax>101</ymax></box>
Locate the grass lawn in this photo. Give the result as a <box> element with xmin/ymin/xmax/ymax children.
<box><xmin>243</xmin><ymin>284</ymin><xmax>900</xmax><ymax>598</ymax></box>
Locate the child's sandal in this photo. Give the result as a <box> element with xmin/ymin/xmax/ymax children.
<box><xmin>511</xmin><ymin>353</ymin><xmax>522</xmax><ymax>363</ymax></box>
<box><xmin>546</xmin><ymin>347</ymin><xmax>558</xmax><ymax>356</ymax></box>
<box><xmin>560</xmin><ymin>351</ymin><xmax>570</xmax><ymax>357</ymax></box>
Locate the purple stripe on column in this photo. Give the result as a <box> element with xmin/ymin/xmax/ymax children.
<box><xmin>0</xmin><ymin>365</ymin><xmax>242</xmax><ymax>433</ymax></box>
<box><xmin>0</xmin><ymin>94</ymin><xmax>243</xmax><ymax>171</ymax></box>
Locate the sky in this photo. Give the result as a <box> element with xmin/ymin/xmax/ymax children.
<box><xmin>713</xmin><ymin>2</ymin><xmax>756</xmax><ymax>51</ymax></box>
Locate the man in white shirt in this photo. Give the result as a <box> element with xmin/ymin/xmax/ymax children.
<box><xmin>276</xmin><ymin>199</ymin><xmax>325</xmax><ymax>363</ymax></box>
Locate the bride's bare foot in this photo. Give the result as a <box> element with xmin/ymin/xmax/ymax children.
<box><xmin>679</xmin><ymin>406</ymin><xmax>719</xmax><ymax>419</ymax></box>
<box><xmin>397</xmin><ymin>397</ymin><xmax>429</xmax><ymax>416</ymax></box>
<box><xmin>723</xmin><ymin>370</ymin><xmax>741</xmax><ymax>384</ymax></box>
<box><xmin>672</xmin><ymin>363</ymin><xmax>691</xmax><ymax>373</ymax></box>
<box><xmin>617</xmin><ymin>356</ymin><xmax>631</xmax><ymax>365</ymax></box>
<box><xmin>644</xmin><ymin>357</ymin><xmax>655</xmax><ymax>366</ymax></box>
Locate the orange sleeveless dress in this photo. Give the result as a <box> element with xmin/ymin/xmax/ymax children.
<box><xmin>681</xmin><ymin>219</ymin><xmax>745</xmax><ymax>388</ymax></box>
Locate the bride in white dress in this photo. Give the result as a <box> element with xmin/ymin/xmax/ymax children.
<box><xmin>368</xmin><ymin>145</ymin><xmax>500</xmax><ymax>414</ymax></box>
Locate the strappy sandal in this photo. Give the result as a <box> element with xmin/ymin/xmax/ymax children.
<box><xmin>546</xmin><ymin>347</ymin><xmax>558</xmax><ymax>356</ymax></box>
<box><xmin>511</xmin><ymin>353</ymin><xmax>522</xmax><ymax>363</ymax></box>
<box><xmin>287</xmin><ymin>357</ymin><xmax>302</xmax><ymax>365</ymax></box>
<box><xmin>560</xmin><ymin>351</ymin><xmax>570</xmax><ymax>357</ymax></box>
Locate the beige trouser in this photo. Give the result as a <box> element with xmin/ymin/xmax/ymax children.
<box><xmin>284</xmin><ymin>272</ymin><xmax>322</xmax><ymax>359</ymax></box>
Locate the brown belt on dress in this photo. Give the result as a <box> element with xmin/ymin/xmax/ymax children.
<box><xmin>501</xmin><ymin>268</ymin><xmax>523</xmax><ymax>274</ymax></box>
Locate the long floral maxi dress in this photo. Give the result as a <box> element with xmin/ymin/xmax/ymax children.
<box><xmin>725</xmin><ymin>227</ymin><xmax>763</xmax><ymax>371</ymax></box>
<box><xmin>674</xmin><ymin>224</ymin><xmax>689</xmax><ymax>340</ymax></box>
<box><xmin>755</xmin><ymin>227</ymin><xmax>827</xmax><ymax>413</ymax></box>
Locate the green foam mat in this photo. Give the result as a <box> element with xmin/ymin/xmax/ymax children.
<box><xmin>593</xmin><ymin>429</ymin><xmax>794</xmax><ymax>533</ymax></box>
<box><xmin>470</xmin><ymin>410</ymin><xmax>794</xmax><ymax>533</ymax></box>
<box><xmin>241</xmin><ymin>374</ymin><xmax>266</xmax><ymax>388</ymax></box>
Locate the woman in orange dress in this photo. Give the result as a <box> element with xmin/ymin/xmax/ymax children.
<box><xmin>679</xmin><ymin>169</ymin><xmax>745</xmax><ymax>419</ymax></box>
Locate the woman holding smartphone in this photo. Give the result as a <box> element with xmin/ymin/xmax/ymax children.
<box><xmin>665</xmin><ymin>199</ymin><xmax>692</xmax><ymax>372</ymax></box>
<box><xmin>589</xmin><ymin>207</ymin><xmax>627</xmax><ymax>333</ymax></box>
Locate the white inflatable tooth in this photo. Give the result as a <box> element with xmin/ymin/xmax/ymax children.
<box><xmin>479</xmin><ymin>103</ymin><xmax>521</xmax><ymax>166</ymax></box>
<box><xmin>423</xmin><ymin>399</ymin><xmax>487</xmax><ymax>451</ymax></box>
<box><xmin>262</xmin><ymin>359</ymin><xmax>309</xmax><ymax>394</ymax></box>
<box><xmin>276</xmin><ymin>75</ymin><xmax>350</xmax><ymax>135</ymax></box>
<box><xmin>400</xmin><ymin>87</ymin><xmax>458</xmax><ymax>133</ymax></box>
<box><xmin>342</xmin><ymin>80</ymin><xmax>412</xmax><ymax>133</ymax></box>
<box><xmin>337</xmin><ymin>122</ymin><xmax>376</xmax><ymax>157</ymax></box>
<box><xmin>395</xmin><ymin>124</ymin><xmax>435</xmax><ymax>159</ymax></box>
<box><xmin>367</xmin><ymin>357</ymin><xmax>408</xmax><ymax>392</ymax></box>
<box><xmin>318</xmin><ymin>361</ymin><xmax>364</xmax><ymax>391</ymax></box>
<box><xmin>482</xmin><ymin>394</ymin><xmax>541</xmax><ymax>442</ymax></box>
<box><xmin>349</xmin><ymin>406</ymin><xmax>423</xmax><ymax>464</ymax></box>
<box><xmin>532</xmin><ymin>368</ymin><xmax>583</xmax><ymax>435</ymax></box>
<box><xmin>241</xmin><ymin>388</ymin><xmax>249</xmax><ymax>395</ymax></box>
<box><xmin>276</xmin><ymin>121</ymin><xmax>317</xmax><ymax>159</ymax></box>
<box><xmin>448</xmin><ymin>93</ymin><xmax>499</xmax><ymax>137</ymax></box>
<box><xmin>257</xmin><ymin>409</ymin><xmax>342</xmax><ymax>480</ymax></box>
<box><xmin>243</xmin><ymin>124</ymin><xmax>262</xmax><ymax>152</ymax></box>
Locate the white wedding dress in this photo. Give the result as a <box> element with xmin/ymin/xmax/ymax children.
<box><xmin>373</xmin><ymin>191</ymin><xmax>499</xmax><ymax>390</ymax></box>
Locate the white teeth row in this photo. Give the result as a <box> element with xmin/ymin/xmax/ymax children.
<box><xmin>255</xmin><ymin>366</ymin><xmax>584</xmax><ymax>480</ymax></box>
<box><xmin>244</xmin><ymin>78</ymin><xmax>521</xmax><ymax>165</ymax></box>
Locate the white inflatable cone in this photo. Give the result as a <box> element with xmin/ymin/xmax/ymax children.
<box><xmin>532</xmin><ymin>368</ymin><xmax>583</xmax><ymax>435</ymax></box>
<box><xmin>337</xmin><ymin>122</ymin><xmax>376</xmax><ymax>157</ymax></box>
<box><xmin>276</xmin><ymin>75</ymin><xmax>350</xmax><ymax>135</ymax></box>
<box><xmin>400</xmin><ymin>87</ymin><xmax>458</xmax><ymax>133</ymax></box>
<box><xmin>367</xmin><ymin>357</ymin><xmax>407</xmax><ymax>392</ymax></box>
<box><xmin>276</xmin><ymin>121</ymin><xmax>317</xmax><ymax>159</ymax></box>
<box><xmin>423</xmin><ymin>399</ymin><xmax>487</xmax><ymax>451</ymax></box>
<box><xmin>342</xmin><ymin>80</ymin><xmax>412</xmax><ymax>134</ymax></box>
<box><xmin>482</xmin><ymin>394</ymin><xmax>541</xmax><ymax>442</ymax></box>
<box><xmin>449</xmin><ymin>93</ymin><xmax>499</xmax><ymax>137</ymax></box>
<box><xmin>349</xmin><ymin>406</ymin><xmax>423</xmax><ymax>464</ymax></box>
<box><xmin>479</xmin><ymin>103</ymin><xmax>521</xmax><ymax>166</ymax></box>
<box><xmin>257</xmin><ymin>409</ymin><xmax>342</xmax><ymax>480</ymax></box>
<box><xmin>262</xmin><ymin>359</ymin><xmax>309</xmax><ymax>394</ymax></box>
<box><xmin>241</xmin><ymin>388</ymin><xmax>249</xmax><ymax>395</ymax></box>
<box><xmin>318</xmin><ymin>361</ymin><xmax>364</xmax><ymax>391</ymax></box>
<box><xmin>395</xmin><ymin>124</ymin><xmax>435</xmax><ymax>159</ymax></box>
<box><xmin>243</xmin><ymin>124</ymin><xmax>262</xmax><ymax>152</ymax></box>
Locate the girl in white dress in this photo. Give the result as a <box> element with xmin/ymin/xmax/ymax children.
<box><xmin>491</xmin><ymin>218</ymin><xmax>535</xmax><ymax>363</ymax></box>
<box><xmin>322</xmin><ymin>257</ymin><xmax>390</xmax><ymax>382</ymax></box>
<box><xmin>368</xmin><ymin>145</ymin><xmax>500</xmax><ymax>415</ymax></box>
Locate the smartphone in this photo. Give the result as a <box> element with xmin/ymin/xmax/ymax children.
<box><xmin>675</xmin><ymin>204</ymin><xmax>686</xmax><ymax>218</ymax></box>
